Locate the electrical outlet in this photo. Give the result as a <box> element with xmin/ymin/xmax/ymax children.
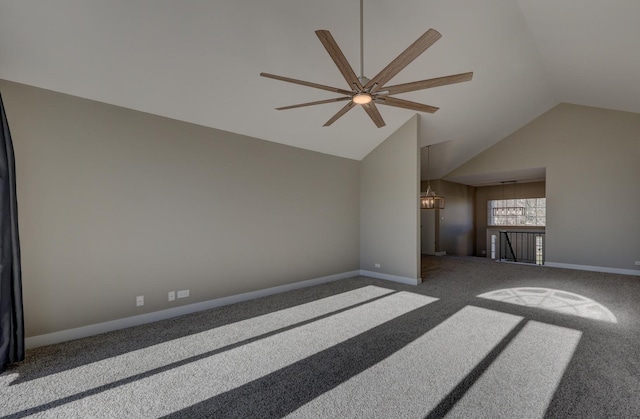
<box><xmin>168</xmin><ymin>291</ymin><xmax>175</xmax><ymax>301</ymax></box>
<box><xmin>635</xmin><ymin>261</ymin><xmax>640</xmax><ymax>266</ymax></box>
<box><xmin>136</xmin><ymin>295</ymin><xmax>144</xmax><ymax>307</ymax></box>
<box><xmin>177</xmin><ymin>289</ymin><xmax>190</xmax><ymax>299</ymax></box>
<box><xmin>374</xmin><ymin>263</ymin><xmax>381</xmax><ymax>268</ymax></box>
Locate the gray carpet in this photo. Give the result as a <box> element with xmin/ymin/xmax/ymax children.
<box><xmin>1</xmin><ymin>256</ymin><xmax>639</xmax><ymax>418</ymax></box>
<box><xmin>288</xmin><ymin>306</ymin><xmax>524</xmax><ymax>418</ymax></box>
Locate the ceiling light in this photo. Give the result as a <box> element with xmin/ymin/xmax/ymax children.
<box><xmin>420</xmin><ymin>184</ymin><xmax>444</xmax><ymax>210</ymax></box>
<box><xmin>421</xmin><ymin>145</ymin><xmax>445</xmax><ymax>209</ymax></box>
<box><xmin>352</xmin><ymin>93</ymin><xmax>372</xmax><ymax>104</ymax></box>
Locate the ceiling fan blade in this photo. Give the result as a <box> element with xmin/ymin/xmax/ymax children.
<box><xmin>362</xmin><ymin>103</ymin><xmax>386</xmax><ymax>128</ymax></box>
<box><xmin>384</xmin><ymin>72</ymin><xmax>474</xmax><ymax>95</ymax></box>
<box><xmin>375</xmin><ymin>96</ymin><xmax>439</xmax><ymax>114</ymax></box>
<box><xmin>275</xmin><ymin>97</ymin><xmax>351</xmax><ymax>110</ymax></box>
<box><xmin>365</xmin><ymin>29</ymin><xmax>442</xmax><ymax>91</ymax></box>
<box><xmin>260</xmin><ymin>73</ymin><xmax>353</xmax><ymax>95</ymax></box>
<box><xmin>315</xmin><ymin>30</ymin><xmax>363</xmax><ymax>91</ymax></box>
<box><xmin>323</xmin><ymin>101</ymin><xmax>356</xmax><ymax>127</ymax></box>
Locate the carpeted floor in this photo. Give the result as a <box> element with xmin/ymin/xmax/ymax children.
<box><xmin>1</xmin><ymin>256</ymin><xmax>639</xmax><ymax>418</ymax></box>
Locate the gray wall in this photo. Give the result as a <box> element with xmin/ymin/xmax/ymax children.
<box><xmin>424</xmin><ymin>179</ymin><xmax>475</xmax><ymax>256</ymax></box>
<box><xmin>474</xmin><ymin>182</ymin><xmax>545</xmax><ymax>257</ymax></box>
<box><xmin>1</xmin><ymin>80</ymin><xmax>361</xmax><ymax>337</ymax></box>
<box><xmin>361</xmin><ymin>115</ymin><xmax>420</xmax><ymax>281</ymax></box>
<box><xmin>448</xmin><ymin>103</ymin><xmax>640</xmax><ymax>273</ymax></box>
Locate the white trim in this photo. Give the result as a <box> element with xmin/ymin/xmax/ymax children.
<box><xmin>359</xmin><ymin>270</ymin><xmax>420</xmax><ymax>286</ymax></box>
<box><xmin>545</xmin><ymin>262</ymin><xmax>640</xmax><ymax>276</ymax></box>
<box><xmin>25</xmin><ymin>270</ymin><xmax>360</xmax><ymax>349</ymax></box>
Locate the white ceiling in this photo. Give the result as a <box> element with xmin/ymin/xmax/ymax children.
<box><xmin>1</xmin><ymin>0</ymin><xmax>638</xmax><ymax>181</ymax></box>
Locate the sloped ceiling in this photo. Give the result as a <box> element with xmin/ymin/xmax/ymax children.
<box><xmin>0</xmin><ymin>0</ymin><xmax>638</xmax><ymax>180</ymax></box>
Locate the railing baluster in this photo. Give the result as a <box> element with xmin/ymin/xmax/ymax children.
<box><xmin>499</xmin><ymin>230</ymin><xmax>544</xmax><ymax>265</ymax></box>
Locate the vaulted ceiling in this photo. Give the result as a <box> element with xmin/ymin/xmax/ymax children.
<box><xmin>1</xmin><ymin>0</ymin><xmax>638</xmax><ymax>180</ymax></box>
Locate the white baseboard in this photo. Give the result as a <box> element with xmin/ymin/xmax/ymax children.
<box><xmin>359</xmin><ymin>270</ymin><xmax>420</xmax><ymax>286</ymax></box>
<box><xmin>25</xmin><ymin>270</ymin><xmax>360</xmax><ymax>349</ymax></box>
<box><xmin>545</xmin><ymin>262</ymin><xmax>640</xmax><ymax>276</ymax></box>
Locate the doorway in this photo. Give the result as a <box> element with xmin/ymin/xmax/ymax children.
<box><xmin>421</xmin><ymin>209</ymin><xmax>436</xmax><ymax>255</ymax></box>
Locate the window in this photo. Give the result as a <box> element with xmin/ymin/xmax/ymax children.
<box><xmin>488</xmin><ymin>198</ymin><xmax>545</xmax><ymax>226</ymax></box>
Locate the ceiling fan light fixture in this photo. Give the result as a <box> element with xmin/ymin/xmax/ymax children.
<box><xmin>352</xmin><ymin>93</ymin><xmax>372</xmax><ymax>104</ymax></box>
<box><xmin>260</xmin><ymin>0</ymin><xmax>473</xmax><ymax>127</ymax></box>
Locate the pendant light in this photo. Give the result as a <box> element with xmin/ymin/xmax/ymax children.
<box><xmin>421</xmin><ymin>145</ymin><xmax>445</xmax><ymax>209</ymax></box>
<box><xmin>492</xmin><ymin>181</ymin><xmax>524</xmax><ymax>217</ymax></box>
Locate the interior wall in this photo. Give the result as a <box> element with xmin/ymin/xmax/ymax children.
<box><xmin>474</xmin><ymin>181</ymin><xmax>545</xmax><ymax>257</ymax></box>
<box><xmin>447</xmin><ymin>103</ymin><xmax>640</xmax><ymax>273</ymax></box>
<box><xmin>360</xmin><ymin>115</ymin><xmax>420</xmax><ymax>281</ymax></box>
<box><xmin>420</xmin><ymin>208</ymin><xmax>436</xmax><ymax>256</ymax></box>
<box><xmin>1</xmin><ymin>79</ymin><xmax>361</xmax><ymax>337</ymax></box>
<box><xmin>427</xmin><ymin>179</ymin><xmax>475</xmax><ymax>256</ymax></box>
<box><xmin>420</xmin><ymin>179</ymin><xmax>475</xmax><ymax>256</ymax></box>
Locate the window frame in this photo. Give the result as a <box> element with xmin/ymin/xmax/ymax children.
<box><xmin>487</xmin><ymin>197</ymin><xmax>546</xmax><ymax>227</ymax></box>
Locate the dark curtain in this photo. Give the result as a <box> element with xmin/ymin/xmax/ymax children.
<box><xmin>0</xmin><ymin>92</ymin><xmax>24</xmax><ymax>373</ymax></box>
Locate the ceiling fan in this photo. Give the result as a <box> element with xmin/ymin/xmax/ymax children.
<box><xmin>260</xmin><ymin>0</ymin><xmax>473</xmax><ymax>128</ymax></box>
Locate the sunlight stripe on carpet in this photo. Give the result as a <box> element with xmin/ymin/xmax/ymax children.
<box><xmin>0</xmin><ymin>285</ymin><xmax>395</xmax><ymax>415</ymax></box>
<box><xmin>287</xmin><ymin>306</ymin><xmax>523</xmax><ymax>418</ymax></box>
<box><xmin>21</xmin><ymin>291</ymin><xmax>437</xmax><ymax>418</ymax></box>
<box><xmin>446</xmin><ymin>321</ymin><xmax>582</xmax><ymax>419</ymax></box>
